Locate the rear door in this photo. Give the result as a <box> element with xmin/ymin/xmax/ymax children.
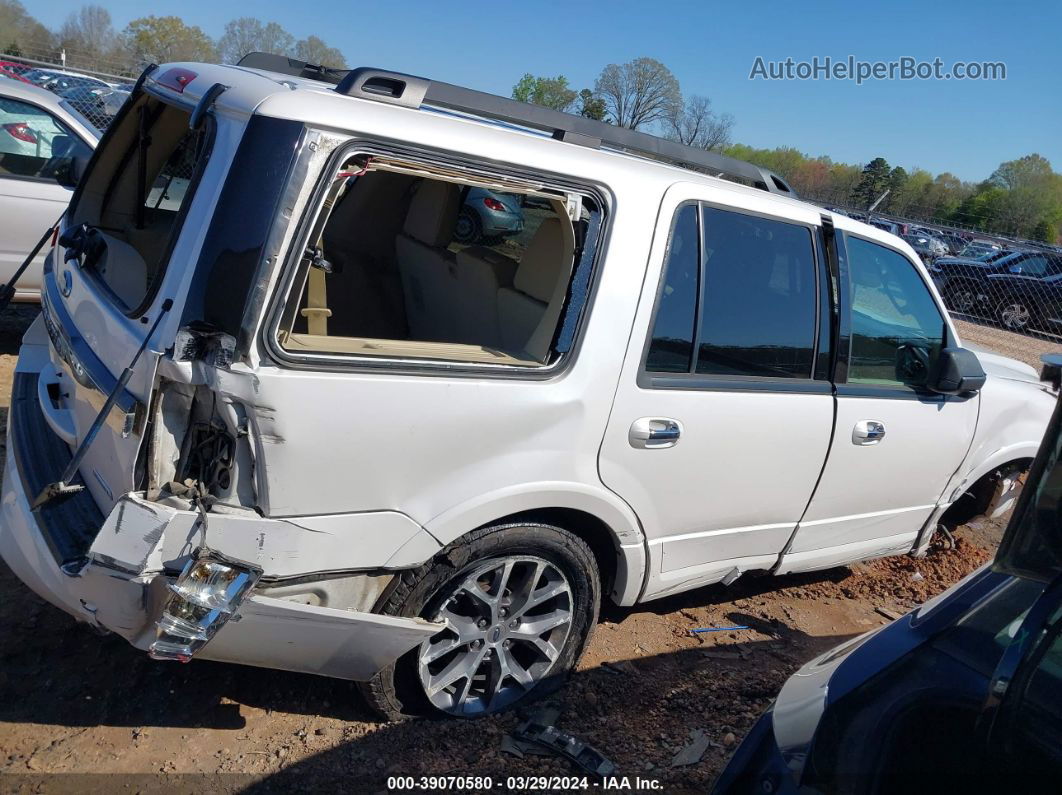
<box><xmin>42</xmin><ymin>86</ymin><xmax>216</xmax><ymax>513</ymax></box>
<box><xmin>0</xmin><ymin>93</ymin><xmax>93</xmax><ymax>295</ymax></box>
<box><xmin>598</xmin><ymin>185</ymin><xmax>835</xmax><ymax>599</ymax></box>
<box><xmin>777</xmin><ymin>232</ymin><xmax>979</xmax><ymax>572</ymax></box>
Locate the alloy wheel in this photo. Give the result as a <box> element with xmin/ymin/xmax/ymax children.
<box><xmin>999</xmin><ymin>301</ymin><xmax>1032</xmax><ymax>330</ymax></box>
<box><xmin>417</xmin><ymin>556</ymin><xmax>573</xmax><ymax>716</ymax></box>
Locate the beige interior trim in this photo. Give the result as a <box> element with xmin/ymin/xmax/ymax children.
<box><xmin>356</xmin><ymin>156</ymin><xmax>566</xmax><ymax>207</ymax></box>
<box><xmin>283</xmin><ymin>333</ymin><xmax>542</xmax><ymax>367</ymax></box>
<box><xmin>301</xmin><ymin>267</ymin><xmax>331</xmax><ymax>335</ymax></box>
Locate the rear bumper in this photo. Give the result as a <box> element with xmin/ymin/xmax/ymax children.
<box><xmin>0</xmin><ymin>322</ymin><xmax>441</xmax><ymax>680</ymax></box>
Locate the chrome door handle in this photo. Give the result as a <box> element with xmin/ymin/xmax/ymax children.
<box><xmin>629</xmin><ymin>417</ymin><xmax>682</xmax><ymax>449</ymax></box>
<box><xmin>852</xmin><ymin>420</ymin><xmax>886</xmax><ymax>445</ymax></box>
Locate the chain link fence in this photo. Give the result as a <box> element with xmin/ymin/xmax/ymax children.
<box><xmin>0</xmin><ymin>50</ymin><xmax>136</xmax><ymax>132</ymax></box>
<box><xmin>812</xmin><ymin>201</ymin><xmax>1062</xmax><ymax>348</ymax></box>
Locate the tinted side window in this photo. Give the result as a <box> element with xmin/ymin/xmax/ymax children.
<box><xmin>847</xmin><ymin>236</ymin><xmax>944</xmax><ymax>387</ymax></box>
<box><xmin>645</xmin><ymin>204</ymin><xmax>698</xmax><ymax>373</ymax></box>
<box><xmin>1014</xmin><ymin>255</ymin><xmax>1049</xmax><ymax>276</ymax></box>
<box><xmin>0</xmin><ymin>96</ymin><xmax>91</xmax><ymax>185</ymax></box>
<box><xmin>696</xmin><ymin>207</ymin><xmax>817</xmax><ymax>378</ymax></box>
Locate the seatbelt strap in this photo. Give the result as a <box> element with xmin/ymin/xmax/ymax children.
<box><xmin>298</xmin><ymin>166</ymin><xmax>364</xmax><ymax>336</ymax></box>
<box><xmin>301</xmin><ymin>267</ymin><xmax>331</xmax><ymax>335</ymax></box>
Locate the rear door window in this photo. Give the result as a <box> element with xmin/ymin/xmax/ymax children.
<box><xmin>696</xmin><ymin>207</ymin><xmax>818</xmax><ymax>378</ymax></box>
<box><xmin>644</xmin><ymin>205</ymin><xmax>819</xmax><ymax>379</ymax></box>
<box><xmin>645</xmin><ymin>204</ymin><xmax>699</xmax><ymax>373</ymax></box>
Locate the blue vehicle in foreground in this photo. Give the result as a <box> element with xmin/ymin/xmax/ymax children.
<box><xmin>715</xmin><ymin>362</ymin><xmax>1062</xmax><ymax>793</ymax></box>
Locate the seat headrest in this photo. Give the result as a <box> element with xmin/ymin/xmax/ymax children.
<box><xmin>514</xmin><ymin>216</ymin><xmax>575</xmax><ymax>303</ymax></box>
<box><xmin>403</xmin><ymin>180</ymin><xmax>461</xmax><ymax>247</ymax></box>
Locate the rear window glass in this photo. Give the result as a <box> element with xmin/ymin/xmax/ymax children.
<box><xmin>71</xmin><ymin>95</ymin><xmax>210</xmax><ymax>312</ymax></box>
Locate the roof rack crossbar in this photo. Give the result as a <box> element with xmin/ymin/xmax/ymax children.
<box><xmin>238</xmin><ymin>55</ymin><xmax>795</xmax><ymax>197</ymax></box>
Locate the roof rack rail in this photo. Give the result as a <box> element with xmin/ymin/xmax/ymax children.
<box><xmin>237</xmin><ymin>52</ymin><xmax>350</xmax><ymax>85</ymax></box>
<box><xmin>238</xmin><ymin>55</ymin><xmax>795</xmax><ymax>197</ymax></box>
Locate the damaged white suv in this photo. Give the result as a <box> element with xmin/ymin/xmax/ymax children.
<box><xmin>0</xmin><ymin>54</ymin><xmax>1054</xmax><ymax>719</ymax></box>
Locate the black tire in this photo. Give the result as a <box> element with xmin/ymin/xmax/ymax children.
<box><xmin>453</xmin><ymin>208</ymin><xmax>482</xmax><ymax>244</ymax></box>
<box><xmin>359</xmin><ymin>522</ymin><xmax>600</xmax><ymax>720</ymax></box>
<box><xmin>995</xmin><ymin>296</ymin><xmax>1037</xmax><ymax>332</ymax></box>
<box><xmin>944</xmin><ymin>281</ymin><xmax>980</xmax><ymax>315</ymax></box>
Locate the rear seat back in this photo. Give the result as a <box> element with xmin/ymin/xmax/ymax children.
<box><xmin>395</xmin><ymin>180</ymin><xmax>461</xmax><ymax>340</ymax></box>
<box><xmin>455</xmin><ymin>246</ymin><xmax>517</xmax><ymax>348</ymax></box>
<box><xmin>497</xmin><ymin>216</ymin><xmax>575</xmax><ymax>361</ymax></box>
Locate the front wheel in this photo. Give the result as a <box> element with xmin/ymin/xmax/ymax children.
<box><xmin>944</xmin><ymin>282</ymin><xmax>979</xmax><ymax>314</ymax></box>
<box><xmin>360</xmin><ymin>523</ymin><xmax>600</xmax><ymax>720</ymax></box>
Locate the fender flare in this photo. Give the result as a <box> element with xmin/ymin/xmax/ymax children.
<box><xmin>947</xmin><ymin>441</ymin><xmax>1041</xmax><ymax>505</ymax></box>
<box><xmin>415</xmin><ymin>481</ymin><xmax>648</xmax><ymax>606</ymax></box>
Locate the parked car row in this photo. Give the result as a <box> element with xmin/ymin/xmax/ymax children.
<box><xmin>0</xmin><ymin>60</ymin><xmax>132</xmax><ymax>131</ymax></box>
<box><xmin>826</xmin><ymin>204</ymin><xmax>1062</xmax><ymax>337</ymax></box>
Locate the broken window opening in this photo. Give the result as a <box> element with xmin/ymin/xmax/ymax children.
<box><xmin>276</xmin><ymin>152</ymin><xmax>600</xmax><ymax>368</ymax></box>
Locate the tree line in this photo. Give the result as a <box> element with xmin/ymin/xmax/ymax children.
<box><xmin>516</xmin><ymin>58</ymin><xmax>1061</xmax><ymax>243</ymax></box>
<box><xmin>0</xmin><ymin>1</ymin><xmax>348</xmax><ymax>72</ymax></box>
<box><xmin>1</xmin><ymin>0</ymin><xmax>1057</xmax><ymax>244</ymax></box>
<box><xmin>512</xmin><ymin>57</ymin><xmax>735</xmax><ymax>154</ymax></box>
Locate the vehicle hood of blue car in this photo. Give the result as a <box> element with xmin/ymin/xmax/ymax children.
<box><xmin>770</xmin><ymin>564</ymin><xmax>1008</xmax><ymax>783</ymax></box>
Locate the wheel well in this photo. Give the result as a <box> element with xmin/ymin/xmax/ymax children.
<box><xmin>490</xmin><ymin>508</ymin><xmax>620</xmax><ymax>602</ymax></box>
<box><xmin>941</xmin><ymin>458</ymin><xmax>1032</xmax><ymax>528</ymax></box>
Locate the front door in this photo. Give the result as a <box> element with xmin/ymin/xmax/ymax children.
<box><xmin>599</xmin><ymin>186</ymin><xmax>835</xmax><ymax>600</ymax></box>
<box><xmin>777</xmin><ymin>232</ymin><xmax>979</xmax><ymax>573</ymax></box>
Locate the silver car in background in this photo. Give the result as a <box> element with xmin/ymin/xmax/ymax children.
<box><xmin>0</xmin><ymin>78</ymin><xmax>97</xmax><ymax>300</ymax></box>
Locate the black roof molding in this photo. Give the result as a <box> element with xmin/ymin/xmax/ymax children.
<box><xmin>237</xmin><ymin>52</ymin><xmax>349</xmax><ymax>85</ymax></box>
<box><xmin>236</xmin><ymin>53</ymin><xmax>795</xmax><ymax>197</ymax></box>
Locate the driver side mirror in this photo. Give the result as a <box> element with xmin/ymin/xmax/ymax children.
<box><xmin>928</xmin><ymin>347</ymin><xmax>986</xmax><ymax>395</ymax></box>
<box><xmin>63</xmin><ymin>153</ymin><xmax>91</xmax><ymax>188</ymax></box>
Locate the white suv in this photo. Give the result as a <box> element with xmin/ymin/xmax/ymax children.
<box><xmin>0</xmin><ymin>54</ymin><xmax>1053</xmax><ymax>719</ymax></box>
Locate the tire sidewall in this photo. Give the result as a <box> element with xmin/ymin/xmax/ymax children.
<box><xmin>453</xmin><ymin>208</ymin><xmax>481</xmax><ymax>244</ymax></box>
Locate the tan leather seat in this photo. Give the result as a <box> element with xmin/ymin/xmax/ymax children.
<box><xmin>395</xmin><ymin>180</ymin><xmax>461</xmax><ymax>341</ymax></box>
<box><xmin>497</xmin><ymin>216</ymin><xmax>576</xmax><ymax>361</ymax></box>
<box><xmin>455</xmin><ymin>245</ymin><xmax>517</xmax><ymax>348</ymax></box>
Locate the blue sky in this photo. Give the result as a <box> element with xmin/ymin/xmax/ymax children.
<box><xmin>36</xmin><ymin>0</ymin><xmax>1061</xmax><ymax>182</ymax></box>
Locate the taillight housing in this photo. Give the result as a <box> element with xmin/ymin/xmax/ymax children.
<box><xmin>3</xmin><ymin>122</ymin><xmax>36</xmax><ymax>143</ymax></box>
<box><xmin>149</xmin><ymin>549</ymin><xmax>261</xmax><ymax>662</ymax></box>
<box><xmin>156</xmin><ymin>67</ymin><xmax>198</xmax><ymax>93</ymax></box>
<box><xmin>483</xmin><ymin>197</ymin><xmax>506</xmax><ymax>212</ymax></box>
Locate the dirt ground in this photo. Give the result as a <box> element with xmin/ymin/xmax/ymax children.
<box><xmin>954</xmin><ymin>316</ymin><xmax>1062</xmax><ymax>370</ymax></box>
<box><xmin>0</xmin><ymin>306</ymin><xmax>1018</xmax><ymax>793</ymax></box>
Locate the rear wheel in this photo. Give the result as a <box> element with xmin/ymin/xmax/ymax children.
<box><xmin>996</xmin><ymin>297</ymin><xmax>1036</xmax><ymax>332</ymax></box>
<box><xmin>360</xmin><ymin>523</ymin><xmax>600</xmax><ymax>720</ymax></box>
<box><xmin>453</xmin><ymin>208</ymin><xmax>482</xmax><ymax>244</ymax></box>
